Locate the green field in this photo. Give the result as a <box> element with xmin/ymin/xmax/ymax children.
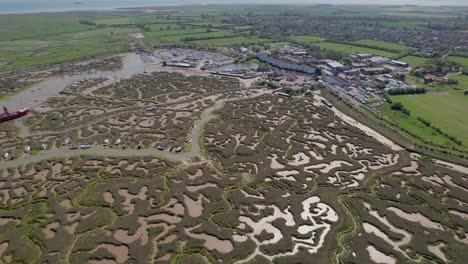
<box><xmin>380</xmin><ymin>7</ymin><xmax>458</xmax><ymax>18</ymax></box>
<box><xmin>314</xmin><ymin>42</ymin><xmax>398</xmax><ymax>58</ymax></box>
<box><xmin>149</xmin><ymin>29</ymin><xmax>236</xmax><ymax>42</ymax></box>
<box><xmin>406</xmin><ymin>74</ymin><xmax>468</xmax><ymax>91</ymax></box>
<box><xmin>449</xmin><ymin>74</ymin><xmax>468</xmax><ymax>89</ymax></box>
<box><xmin>191</xmin><ymin>36</ymin><xmax>269</xmax><ymax>46</ymax></box>
<box><xmin>0</xmin><ymin>28</ymin><xmax>138</xmax><ymax>71</ymax></box>
<box><xmin>447</xmin><ymin>56</ymin><xmax>468</xmax><ymax>68</ymax></box>
<box><xmin>380</xmin><ymin>91</ymin><xmax>468</xmax><ymax>149</ymax></box>
<box><xmin>93</xmin><ymin>16</ymin><xmax>179</xmax><ymax>25</ymax></box>
<box><xmin>0</xmin><ymin>13</ymin><xmax>98</xmax><ymax>41</ymax></box>
<box><xmin>400</xmin><ymin>56</ymin><xmax>430</xmax><ymax>67</ymax></box>
<box><xmin>290</xmin><ymin>35</ymin><xmax>325</xmax><ymax>44</ymax></box>
<box><xmin>269</xmin><ymin>42</ymin><xmax>291</xmax><ymax>47</ymax></box>
<box><xmin>145</xmin><ymin>28</ymin><xmax>212</xmax><ymax>38</ymax></box>
<box><xmin>185</xmin><ymin>22</ymin><xmax>233</xmax><ymax>27</ymax></box>
<box><xmin>352</xmin><ymin>39</ymin><xmax>410</xmax><ymax>52</ymax></box>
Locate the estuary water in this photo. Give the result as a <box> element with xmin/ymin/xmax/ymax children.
<box><xmin>1</xmin><ymin>0</ymin><xmax>467</xmax><ymax>14</ymax></box>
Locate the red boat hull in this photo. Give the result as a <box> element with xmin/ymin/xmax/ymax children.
<box><xmin>0</xmin><ymin>108</ymin><xmax>28</xmax><ymax>123</ymax></box>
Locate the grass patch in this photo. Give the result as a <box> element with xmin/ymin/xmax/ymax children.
<box><xmin>93</xmin><ymin>16</ymin><xmax>179</xmax><ymax>25</ymax></box>
<box><xmin>447</xmin><ymin>56</ymin><xmax>468</xmax><ymax>68</ymax></box>
<box><xmin>405</xmin><ymin>74</ymin><xmax>468</xmax><ymax>92</ymax></box>
<box><xmin>0</xmin><ymin>13</ymin><xmax>98</xmax><ymax>41</ymax></box>
<box><xmin>400</xmin><ymin>56</ymin><xmax>430</xmax><ymax>67</ymax></box>
<box><xmin>150</xmin><ymin>29</ymin><xmax>236</xmax><ymax>42</ymax></box>
<box><xmin>290</xmin><ymin>35</ymin><xmax>325</xmax><ymax>44</ymax></box>
<box><xmin>352</xmin><ymin>39</ymin><xmax>410</xmax><ymax>52</ymax></box>
<box><xmin>0</xmin><ymin>28</ymin><xmax>137</xmax><ymax>71</ymax></box>
<box><xmin>383</xmin><ymin>91</ymin><xmax>468</xmax><ymax>148</ymax></box>
<box><xmin>314</xmin><ymin>42</ymin><xmax>398</xmax><ymax>58</ymax></box>
<box><xmin>190</xmin><ymin>36</ymin><xmax>269</xmax><ymax>46</ymax></box>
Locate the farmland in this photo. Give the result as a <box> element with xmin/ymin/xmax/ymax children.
<box><xmin>290</xmin><ymin>35</ymin><xmax>326</xmax><ymax>44</ymax></box>
<box><xmin>400</xmin><ymin>55</ymin><xmax>430</xmax><ymax>67</ymax></box>
<box><xmin>386</xmin><ymin>91</ymin><xmax>468</xmax><ymax>147</ymax></box>
<box><xmin>379</xmin><ymin>21</ymin><xmax>427</xmax><ymax>29</ymax></box>
<box><xmin>314</xmin><ymin>42</ymin><xmax>399</xmax><ymax>58</ymax></box>
<box><xmin>191</xmin><ymin>36</ymin><xmax>269</xmax><ymax>46</ymax></box>
<box><xmin>352</xmin><ymin>39</ymin><xmax>410</xmax><ymax>52</ymax></box>
<box><xmin>447</xmin><ymin>56</ymin><xmax>468</xmax><ymax>68</ymax></box>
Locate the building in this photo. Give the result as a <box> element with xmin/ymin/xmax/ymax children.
<box><xmin>256</xmin><ymin>53</ymin><xmax>316</xmax><ymax>75</ymax></box>
<box><xmin>355</xmin><ymin>53</ymin><xmax>373</xmax><ymax>60</ymax></box>
<box><xmin>362</xmin><ymin>67</ymin><xmax>387</xmax><ymax>75</ymax></box>
<box><xmin>424</xmin><ymin>74</ymin><xmax>441</xmax><ymax>84</ymax></box>
<box><xmin>291</xmin><ymin>51</ymin><xmax>308</xmax><ymax>56</ymax></box>
<box><xmin>325</xmin><ymin>60</ymin><xmax>346</xmax><ymax>71</ymax></box>
<box><xmin>389</xmin><ymin>60</ymin><xmax>409</xmax><ymax>68</ymax></box>
<box><xmin>344</xmin><ymin>69</ymin><xmax>360</xmax><ymax>75</ymax></box>
<box><xmin>351</xmin><ymin>62</ymin><xmax>367</xmax><ymax>68</ymax></box>
<box><xmin>375</xmin><ymin>76</ymin><xmax>389</xmax><ymax>84</ymax></box>
<box><xmin>366</xmin><ymin>56</ymin><xmax>389</xmax><ymax>66</ymax></box>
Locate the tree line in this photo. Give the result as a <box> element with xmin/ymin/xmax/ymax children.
<box><xmin>388</xmin><ymin>88</ymin><xmax>426</xmax><ymax>95</ymax></box>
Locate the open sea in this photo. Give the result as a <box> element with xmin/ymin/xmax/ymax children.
<box><xmin>1</xmin><ymin>0</ymin><xmax>467</xmax><ymax>14</ymax></box>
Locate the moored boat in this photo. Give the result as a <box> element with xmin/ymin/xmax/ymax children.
<box><xmin>0</xmin><ymin>106</ymin><xmax>28</xmax><ymax>123</ymax></box>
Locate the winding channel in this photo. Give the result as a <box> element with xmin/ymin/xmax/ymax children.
<box><xmin>0</xmin><ymin>52</ymin><xmax>408</xmax><ymax>169</ymax></box>
<box><xmin>0</xmin><ymin>50</ymin><xmax>268</xmax><ymax>169</ymax></box>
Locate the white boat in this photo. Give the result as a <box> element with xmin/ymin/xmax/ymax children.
<box><xmin>80</xmin><ymin>144</ymin><xmax>90</xmax><ymax>149</ymax></box>
<box><xmin>41</xmin><ymin>144</ymin><xmax>47</xmax><ymax>150</ymax></box>
<box><xmin>115</xmin><ymin>138</ymin><xmax>121</xmax><ymax>145</ymax></box>
<box><xmin>25</xmin><ymin>146</ymin><xmax>31</xmax><ymax>153</ymax></box>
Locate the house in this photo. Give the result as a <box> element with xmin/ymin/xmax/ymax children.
<box><xmin>389</xmin><ymin>60</ymin><xmax>409</xmax><ymax>68</ymax></box>
<box><xmin>366</xmin><ymin>56</ymin><xmax>389</xmax><ymax>66</ymax></box>
<box><xmin>375</xmin><ymin>76</ymin><xmax>389</xmax><ymax>84</ymax></box>
<box><xmin>344</xmin><ymin>69</ymin><xmax>360</xmax><ymax>75</ymax></box>
<box><xmin>256</xmin><ymin>53</ymin><xmax>316</xmax><ymax>75</ymax></box>
<box><xmin>424</xmin><ymin>74</ymin><xmax>441</xmax><ymax>84</ymax></box>
<box><xmin>362</xmin><ymin>67</ymin><xmax>386</xmax><ymax>75</ymax></box>
<box><xmin>355</xmin><ymin>53</ymin><xmax>373</xmax><ymax>60</ymax></box>
<box><xmin>325</xmin><ymin>60</ymin><xmax>346</xmax><ymax>71</ymax></box>
<box><xmin>240</xmin><ymin>47</ymin><xmax>249</xmax><ymax>53</ymax></box>
<box><xmin>291</xmin><ymin>51</ymin><xmax>308</xmax><ymax>56</ymax></box>
<box><xmin>352</xmin><ymin>62</ymin><xmax>367</xmax><ymax>68</ymax></box>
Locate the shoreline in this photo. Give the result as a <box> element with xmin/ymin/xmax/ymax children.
<box><xmin>1</xmin><ymin>2</ymin><xmax>468</xmax><ymax>15</ymax></box>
